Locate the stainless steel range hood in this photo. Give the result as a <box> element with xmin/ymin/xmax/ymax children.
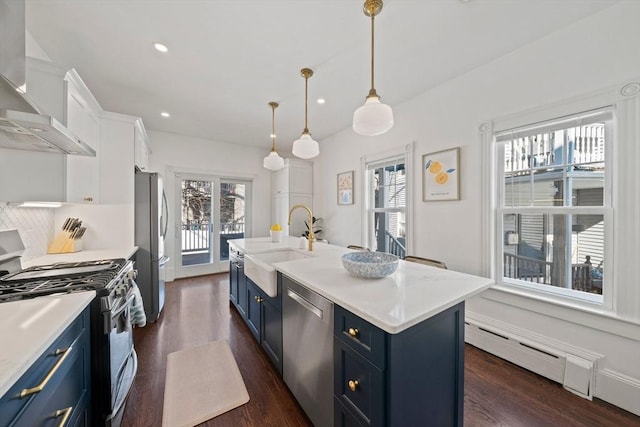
<box><xmin>0</xmin><ymin>0</ymin><xmax>95</xmax><ymax>156</ymax></box>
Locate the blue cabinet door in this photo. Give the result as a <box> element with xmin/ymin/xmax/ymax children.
<box><xmin>246</xmin><ymin>279</ymin><xmax>262</xmax><ymax>340</ymax></box>
<box><xmin>261</xmin><ymin>297</ymin><xmax>283</xmax><ymax>375</ymax></box>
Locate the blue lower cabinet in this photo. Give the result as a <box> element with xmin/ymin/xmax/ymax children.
<box><xmin>261</xmin><ymin>296</ymin><xmax>283</xmax><ymax>375</ymax></box>
<box><xmin>334</xmin><ymin>302</ymin><xmax>465</xmax><ymax>427</ymax></box>
<box><xmin>334</xmin><ymin>338</ymin><xmax>384</xmax><ymax>426</ymax></box>
<box><xmin>246</xmin><ymin>280</ymin><xmax>262</xmax><ymax>341</ymax></box>
<box><xmin>229</xmin><ymin>250</ymin><xmax>247</xmax><ymax>319</ymax></box>
<box><xmin>334</xmin><ymin>397</ymin><xmax>368</xmax><ymax>427</ymax></box>
<box><xmin>0</xmin><ymin>307</ymin><xmax>91</xmax><ymax>427</ymax></box>
<box><xmin>245</xmin><ymin>278</ymin><xmax>283</xmax><ymax>375</ymax></box>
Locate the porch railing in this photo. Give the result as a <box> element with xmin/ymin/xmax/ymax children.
<box><xmin>385</xmin><ymin>231</ymin><xmax>406</xmax><ymax>259</ymax></box>
<box><xmin>181</xmin><ymin>222</ymin><xmax>244</xmax><ymax>253</ymax></box>
<box><xmin>503</xmin><ymin>253</ymin><xmax>552</xmax><ymax>284</ymax></box>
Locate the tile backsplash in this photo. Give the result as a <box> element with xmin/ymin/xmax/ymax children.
<box><xmin>0</xmin><ymin>203</ymin><xmax>54</xmax><ymax>262</ymax></box>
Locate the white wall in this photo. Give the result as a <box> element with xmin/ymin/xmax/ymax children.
<box><xmin>146</xmin><ymin>130</ymin><xmax>273</xmax><ymax>280</ymax></box>
<box><xmin>313</xmin><ymin>1</ymin><xmax>640</xmax><ymax>414</ymax></box>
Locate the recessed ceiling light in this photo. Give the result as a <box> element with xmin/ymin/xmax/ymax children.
<box><xmin>161</xmin><ymin>111</ymin><xmax>170</xmax><ymax>118</ymax></box>
<box><xmin>317</xmin><ymin>98</ymin><xmax>326</xmax><ymax>104</ymax></box>
<box><xmin>153</xmin><ymin>42</ymin><xmax>168</xmax><ymax>53</ymax></box>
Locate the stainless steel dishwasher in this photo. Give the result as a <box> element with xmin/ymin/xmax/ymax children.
<box><xmin>283</xmin><ymin>276</ymin><xmax>334</xmax><ymax>427</ymax></box>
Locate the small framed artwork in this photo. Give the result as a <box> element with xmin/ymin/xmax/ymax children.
<box><xmin>337</xmin><ymin>170</ymin><xmax>354</xmax><ymax>205</ymax></box>
<box><xmin>422</xmin><ymin>147</ymin><xmax>460</xmax><ymax>201</ymax></box>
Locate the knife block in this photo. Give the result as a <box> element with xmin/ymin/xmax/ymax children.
<box><xmin>47</xmin><ymin>232</ymin><xmax>83</xmax><ymax>254</ymax></box>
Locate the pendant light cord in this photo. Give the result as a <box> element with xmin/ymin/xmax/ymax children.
<box><xmin>370</xmin><ymin>12</ymin><xmax>376</xmax><ymax>95</ymax></box>
<box><xmin>304</xmin><ymin>75</ymin><xmax>309</xmax><ymax>133</ymax></box>
<box><xmin>271</xmin><ymin>104</ymin><xmax>276</xmax><ymax>151</ymax></box>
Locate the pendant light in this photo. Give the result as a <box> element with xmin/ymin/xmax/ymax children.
<box><xmin>353</xmin><ymin>0</ymin><xmax>394</xmax><ymax>136</ymax></box>
<box><xmin>292</xmin><ymin>68</ymin><xmax>319</xmax><ymax>159</ymax></box>
<box><xmin>263</xmin><ymin>102</ymin><xmax>285</xmax><ymax>171</ymax></box>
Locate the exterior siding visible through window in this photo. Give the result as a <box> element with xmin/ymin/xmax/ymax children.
<box><xmin>366</xmin><ymin>157</ymin><xmax>407</xmax><ymax>258</ymax></box>
<box><xmin>495</xmin><ymin>108</ymin><xmax>611</xmax><ymax>302</ymax></box>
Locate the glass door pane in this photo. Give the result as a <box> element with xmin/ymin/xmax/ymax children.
<box><xmin>219</xmin><ymin>181</ymin><xmax>246</xmax><ymax>261</ymax></box>
<box><xmin>180</xmin><ymin>178</ymin><xmax>213</xmax><ymax>267</ymax></box>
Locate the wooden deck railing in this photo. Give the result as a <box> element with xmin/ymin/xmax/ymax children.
<box><xmin>503</xmin><ymin>253</ymin><xmax>552</xmax><ymax>284</ymax></box>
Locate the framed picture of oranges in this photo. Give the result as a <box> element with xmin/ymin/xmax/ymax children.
<box><xmin>422</xmin><ymin>147</ymin><xmax>460</xmax><ymax>201</ymax></box>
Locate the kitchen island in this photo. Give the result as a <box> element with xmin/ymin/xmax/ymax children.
<box><xmin>229</xmin><ymin>237</ymin><xmax>493</xmax><ymax>427</ymax></box>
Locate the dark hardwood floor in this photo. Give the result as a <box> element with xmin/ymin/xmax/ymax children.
<box><xmin>121</xmin><ymin>274</ymin><xmax>639</xmax><ymax>427</ymax></box>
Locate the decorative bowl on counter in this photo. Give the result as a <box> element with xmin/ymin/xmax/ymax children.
<box><xmin>341</xmin><ymin>251</ymin><xmax>399</xmax><ymax>279</ymax></box>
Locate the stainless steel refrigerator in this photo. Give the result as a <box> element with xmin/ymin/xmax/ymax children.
<box><xmin>134</xmin><ymin>169</ymin><xmax>169</xmax><ymax>322</ymax></box>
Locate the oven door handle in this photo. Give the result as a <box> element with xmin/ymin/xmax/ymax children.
<box><xmin>111</xmin><ymin>292</ymin><xmax>135</xmax><ymax>321</ymax></box>
<box><xmin>104</xmin><ymin>292</ymin><xmax>136</xmax><ymax>334</ymax></box>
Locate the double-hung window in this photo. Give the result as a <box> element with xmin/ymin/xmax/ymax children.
<box><xmin>364</xmin><ymin>155</ymin><xmax>408</xmax><ymax>258</ymax></box>
<box><xmin>494</xmin><ymin>107</ymin><xmax>612</xmax><ymax>304</ymax></box>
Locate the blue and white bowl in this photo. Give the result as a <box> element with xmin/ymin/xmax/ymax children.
<box><xmin>341</xmin><ymin>252</ymin><xmax>399</xmax><ymax>279</ymax></box>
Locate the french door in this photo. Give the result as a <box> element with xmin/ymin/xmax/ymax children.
<box><xmin>174</xmin><ymin>172</ymin><xmax>251</xmax><ymax>277</ymax></box>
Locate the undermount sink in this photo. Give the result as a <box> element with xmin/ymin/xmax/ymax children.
<box><xmin>244</xmin><ymin>250</ymin><xmax>311</xmax><ymax>297</ymax></box>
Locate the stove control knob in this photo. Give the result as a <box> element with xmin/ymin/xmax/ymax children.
<box><xmin>127</xmin><ymin>270</ymin><xmax>138</xmax><ymax>281</ymax></box>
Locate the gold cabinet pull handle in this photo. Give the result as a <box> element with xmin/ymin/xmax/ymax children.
<box><xmin>348</xmin><ymin>327</ymin><xmax>359</xmax><ymax>338</ymax></box>
<box><xmin>254</xmin><ymin>296</ymin><xmax>263</xmax><ymax>303</ymax></box>
<box><xmin>54</xmin><ymin>406</ymin><xmax>73</xmax><ymax>427</ymax></box>
<box><xmin>348</xmin><ymin>379</ymin><xmax>359</xmax><ymax>392</ymax></box>
<box><xmin>20</xmin><ymin>347</ymin><xmax>72</xmax><ymax>398</ymax></box>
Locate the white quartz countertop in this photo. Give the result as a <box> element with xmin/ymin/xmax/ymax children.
<box><xmin>229</xmin><ymin>236</ymin><xmax>317</xmax><ymax>254</ymax></box>
<box><xmin>229</xmin><ymin>238</ymin><xmax>493</xmax><ymax>334</ymax></box>
<box><xmin>0</xmin><ymin>291</ymin><xmax>96</xmax><ymax>398</ymax></box>
<box><xmin>22</xmin><ymin>247</ymin><xmax>138</xmax><ymax>268</ymax></box>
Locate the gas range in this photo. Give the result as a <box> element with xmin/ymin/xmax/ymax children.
<box><xmin>0</xmin><ymin>259</ymin><xmax>130</xmax><ymax>303</ymax></box>
<box><xmin>0</xmin><ymin>257</ymin><xmax>139</xmax><ymax>426</ymax></box>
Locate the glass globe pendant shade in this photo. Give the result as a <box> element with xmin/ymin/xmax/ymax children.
<box><xmin>353</xmin><ymin>95</ymin><xmax>394</xmax><ymax>136</ymax></box>
<box><xmin>263</xmin><ymin>150</ymin><xmax>284</xmax><ymax>171</ymax></box>
<box><xmin>292</xmin><ymin>132</ymin><xmax>319</xmax><ymax>159</ymax></box>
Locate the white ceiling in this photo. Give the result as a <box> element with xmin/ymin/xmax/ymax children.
<box><xmin>25</xmin><ymin>0</ymin><xmax>618</xmax><ymax>152</ymax></box>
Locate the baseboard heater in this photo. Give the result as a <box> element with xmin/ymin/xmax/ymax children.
<box><xmin>465</xmin><ymin>321</ymin><xmax>597</xmax><ymax>399</ymax></box>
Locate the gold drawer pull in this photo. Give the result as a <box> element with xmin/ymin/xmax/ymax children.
<box><xmin>348</xmin><ymin>327</ymin><xmax>359</xmax><ymax>338</ymax></box>
<box><xmin>54</xmin><ymin>406</ymin><xmax>73</xmax><ymax>427</ymax></box>
<box><xmin>20</xmin><ymin>347</ymin><xmax>72</xmax><ymax>398</ymax></box>
<box><xmin>348</xmin><ymin>379</ymin><xmax>359</xmax><ymax>392</ymax></box>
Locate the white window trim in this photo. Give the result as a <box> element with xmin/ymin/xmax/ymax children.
<box><xmin>480</xmin><ymin>78</ymin><xmax>640</xmax><ymax>330</ymax></box>
<box><xmin>360</xmin><ymin>142</ymin><xmax>414</xmax><ymax>255</ymax></box>
<box><xmin>172</xmin><ymin>170</ymin><xmax>253</xmax><ymax>278</ymax></box>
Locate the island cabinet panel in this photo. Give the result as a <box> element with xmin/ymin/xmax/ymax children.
<box><xmin>261</xmin><ymin>295</ymin><xmax>283</xmax><ymax>374</ymax></box>
<box><xmin>246</xmin><ymin>280</ymin><xmax>262</xmax><ymax>341</ymax></box>
<box><xmin>334</xmin><ymin>302</ymin><xmax>465</xmax><ymax>427</ymax></box>
<box><xmin>0</xmin><ymin>307</ymin><xmax>91</xmax><ymax>427</ymax></box>
<box><xmin>229</xmin><ymin>249</ymin><xmax>247</xmax><ymax>318</ymax></box>
<box><xmin>241</xmin><ymin>277</ymin><xmax>283</xmax><ymax>376</ymax></box>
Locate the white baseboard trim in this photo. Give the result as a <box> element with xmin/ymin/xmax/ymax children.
<box><xmin>596</xmin><ymin>369</ymin><xmax>640</xmax><ymax>416</ymax></box>
<box><xmin>465</xmin><ymin>311</ymin><xmax>640</xmax><ymax>416</ymax></box>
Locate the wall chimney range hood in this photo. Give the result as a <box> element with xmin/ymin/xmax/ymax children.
<box><xmin>0</xmin><ymin>0</ymin><xmax>95</xmax><ymax>156</ymax></box>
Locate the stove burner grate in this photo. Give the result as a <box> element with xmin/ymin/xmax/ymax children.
<box><xmin>0</xmin><ymin>258</ymin><xmax>128</xmax><ymax>302</ymax></box>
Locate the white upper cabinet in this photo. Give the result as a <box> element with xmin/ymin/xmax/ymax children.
<box><xmin>23</xmin><ymin>58</ymin><xmax>102</xmax><ymax>203</ymax></box>
<box><xmin>271</xmin><ymin>159</ymin><xmax>313</xmax><ymax>195</ymax></box>
<box><xmin>64</xmin><ymin>70</ymin><xmax>101</xmax><ymax>203</ymax></box>
<box><xmin>271</xmin><ymin>159</ymin><xmax>313</xmax><ymax>236</ymax></box>
<box><xmin>134</xmin><ymin>119</ymin><xmax>150</xmax><ymax>171</ymax></box>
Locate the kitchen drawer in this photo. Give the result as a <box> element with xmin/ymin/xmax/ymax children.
<box><xmin>334</xmin><ymin>305</ymin><xmax>386</xmax><ymax>368</ymax></box>
<box><xmin>334</xmin><ymin>337</ymin><xmax>384</xmax><ymax>426</ymax></box>
<box><xmin>334</xmin><ymin>396</ymin><xmax>368</xmax><ymax>427</ymax></box>
<box><xmin>0</xmin><ymin>308</ymin><xmax>91</xmax><ymax>427</ymax></box>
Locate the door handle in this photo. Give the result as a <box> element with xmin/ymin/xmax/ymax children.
<box><xmin>287</xmin><ymin>288</ymin><xmax>323</xmax><ymax>320</ymax></box>
<box><xmin>20</xmin><ymin>345</ymin><xmax>73</xmax><ymax>398</ymax></box>
<box><xmin>54</xmin><ymin>406</ymin><xmax>73</xmax><ymax>427</ymax></box>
